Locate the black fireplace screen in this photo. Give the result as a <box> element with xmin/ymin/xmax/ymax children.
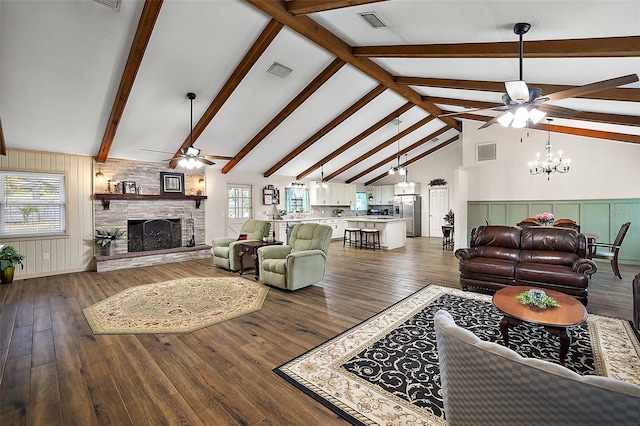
<box><xmin>127</xmin><ymin>219</ymin><xmax>181</xmax><ymax>252</ymax></box>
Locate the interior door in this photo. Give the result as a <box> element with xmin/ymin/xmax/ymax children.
<box><xmin>226</xmin><ymin>184</ymin><xmax>252</xmax><ymax>237</ymax></box>
<box><xmin>429</xmin><ymin>188</ymin><xmax>449</xmax><ymax>237</ymax></box>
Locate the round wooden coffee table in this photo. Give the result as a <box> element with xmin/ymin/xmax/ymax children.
<box><xmin>492</xmin><ymin>286</ymin><xmax>588</xmax><ymax>365</ymax></box>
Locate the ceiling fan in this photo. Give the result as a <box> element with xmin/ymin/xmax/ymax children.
<box><xmin>160</xmin><ymin>92</ymin><xmax>235</xmax><ymax>168</ymax></box>
<box><xmin>440</xmin><ymin>23</ymin><xmax>639</xmax><ymax>129</ymax></box>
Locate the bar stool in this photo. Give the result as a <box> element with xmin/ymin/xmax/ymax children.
<box><xmin>360</xmin><ymin>228</ymin><xmax>381</xmax><ymax>251</ymax></box>
<box><xmin>343</xmin><ymin>227</ymin><xmax>360</xmax><ymax>248</ymax></box>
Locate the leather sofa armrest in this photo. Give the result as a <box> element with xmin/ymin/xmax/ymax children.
<box><xmin>258</xmin><ymin>245</ymin><xmax>292</xmax><ymax>259</ymax></box>
<box><xmin>572</xmin><ymin>258</ymin><xmax>598</xmax><ymax>277</ymax></box>
<box><xmin>455</xmin><ymin>248</ymin><xmax>477</xmax><ymax>261</ymax></box>
<box><xmin>212</xmin><ymin>237</ymin><xmax>235</xmax><ymax>248</ymax></box>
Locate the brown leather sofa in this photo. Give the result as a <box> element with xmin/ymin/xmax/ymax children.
<box><xmin>455</xmin><ymin>226</ymin><xmax>597</xmax><ymax>305</ymax></box>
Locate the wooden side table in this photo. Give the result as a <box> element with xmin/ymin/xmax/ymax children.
<box><xmin>237</xmin><ymin>240</ymin><xmax>283</xmax><ymax>280</ymax></box>
<box><xmin>492</xmin><ymin>286</ymin><xmax>587</xmax><ymax>365</ymax></box>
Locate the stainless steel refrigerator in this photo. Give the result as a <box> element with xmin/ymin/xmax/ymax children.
<box><xmin>393</xmin><ymin>195</ymin><xmax>422</xmax><ymax>237</ymax></box>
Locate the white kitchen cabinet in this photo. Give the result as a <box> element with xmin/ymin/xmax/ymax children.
<box><xmin>310</xmin><ymin>182</ymin><xmax>357</xmax><ymax>206</ymax></box>
<box><xmin>372</xmin><ymin>185</ymin><xmax>394</xmax><ymax>205</ymax></box>
<box><xmin>320</xmin><ymin>219</ymin><xmax>346</xmax><ymax>240</ymax></box>
<box><xmin>394</xmin><ymin>183</ymin><xmax>421</xmax><ymax>195</ymax></box>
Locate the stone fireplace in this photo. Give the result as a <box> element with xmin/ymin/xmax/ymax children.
<box><xmin>127</xmin><ymin>218</ymin><xmax>182</xmax><ymax>252</ymax></box>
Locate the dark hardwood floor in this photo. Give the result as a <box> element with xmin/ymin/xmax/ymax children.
<box><xmin>1</xmin><ymin>237</ymin><xmax>637</xmax><ymax>425</ymax></box>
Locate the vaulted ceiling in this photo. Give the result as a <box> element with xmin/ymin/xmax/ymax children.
<box><xmin>1</xmin><ymin>0</ymin><xmax>638</xmax><ymax>185</ymax></box>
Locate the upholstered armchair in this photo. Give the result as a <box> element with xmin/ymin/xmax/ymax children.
<box><xmin>257</xmin><ymin>223</ymin><xmax>331</xmax><ymax>291</ymax></box>
<box><xmin>211</xmin><ymin>220</ymin><xmax>271</xmax><ymax>272</ymax></box>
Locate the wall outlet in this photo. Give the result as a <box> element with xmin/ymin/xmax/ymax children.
<box><xmin>42</xmin><ymin>252</ymin><xmax>49</xmax><ymax>260</ymax></box>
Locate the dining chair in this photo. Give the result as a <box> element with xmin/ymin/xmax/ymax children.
<box><xmin>517</xmin><ymin>218</ymin><xmax>541</xmax><ymax>228</ymax></box>
<box><xmin>590</xmin><ymin>222</ymin><xmax>631</xmax><ymax>279</ymax></box>
<box><xmin>553</xmin><ymin>219</ymin><xmax>581</xmax><ymax>232</ymax></box>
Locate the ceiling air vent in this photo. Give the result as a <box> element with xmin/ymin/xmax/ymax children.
<box><xmin>476</xmin><ymin>142</ymin><xmax>497</xmax><ymax>162</ymax></box>
<box><xmin>267</xmin><ymin>62</ymin><xmax>293</xmax><ymax>79</ymax></box>
<box><xmin>358</xmin><ymin>12</ymin><xmax>388</xmax><ymax>29</ymax></box>
<box><xmin>92</xmin><ymin>0</ymin><xmax>121</xmax><ymax>10</ymax></box>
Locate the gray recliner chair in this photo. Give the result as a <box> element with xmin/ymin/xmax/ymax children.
<box><xmin>211</xmin><ymin>220</ymin><xmax>271</xmax><ymax>272</ymax></box>
<box><xmin>257</xmin><ymin>223</ymin><xmax>331</xmax><ymax>291</ymax></box>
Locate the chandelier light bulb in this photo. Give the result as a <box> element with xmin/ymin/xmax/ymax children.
<box><xmin>398</xmin><ymin>166</ymin><xmax>406</xmax><ymax>176</ymax></box>
<box><xmin>388</xmin><ymin>167</ymin><xmax>395</xmax><ymax>175</ymax></box>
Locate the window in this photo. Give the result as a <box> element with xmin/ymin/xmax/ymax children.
<box><xmin>284</xmin><ymin>187</ymin><xmax>310</xmax><ymax>213</ymax></box>
<box><xmin>227</xmin><ymin>185</ymin><xmax>251</xmax><ymax>219</ymax></box>
<box><xmin>0</xmin><ymin>171</ymin><xmax>66</xmax><ymax>237</ymax></box>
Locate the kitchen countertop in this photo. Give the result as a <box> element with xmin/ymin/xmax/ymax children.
<box><xmin>273</xmin><ymin>216</ymin><xmax>402</xmax><ymax>222</ymax></box>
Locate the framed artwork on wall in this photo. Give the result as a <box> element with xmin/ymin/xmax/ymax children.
<box><xmin>160</xmin><ymin>172</ymin><xmax>185</xmax><ymax>194</ymax></box>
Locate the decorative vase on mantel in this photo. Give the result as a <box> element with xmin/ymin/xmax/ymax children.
<box><xmin>107</xmin><ymin>243</ymin><xmax>116</xmax><ymax>256</ymax></box>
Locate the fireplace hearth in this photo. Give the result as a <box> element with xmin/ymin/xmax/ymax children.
<box><xmin>128</xmin><ymin>219</ymin><xmax>181</xmax><ymax>252</ymax></box>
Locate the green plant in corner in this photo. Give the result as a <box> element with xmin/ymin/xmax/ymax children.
<box><xmin>0</xmin><ymin>245</ymin><xmax>25</xmax><ymax>284</ymax></box>
<box><xmin>444</xmin><ymin>209</ymin><xmax>454</xmax><ymax>226</ymax></box>
<box><xmin>0</xmin><ymin>245</ymin><xmax>25</xmax><ymax>271</ymax></box>
<box><xmin>95</xmin><ymin>227</ymin><xmax>126</xmax><ymax>246</ymax></box>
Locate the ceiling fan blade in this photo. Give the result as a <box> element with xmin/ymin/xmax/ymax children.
<box><xmin>439</xmin><ymin>106</ymin><xmax>504</xmax><ymax>117</ymax></box>
<box><xmin>202</xmin><ymin>154</ymin><xmax>236</xmax><ymax>161</ymax></box>
<box><xmin>540</xmin><ymin>73</ymin><xmax>639</xmax><ymax>103</ymax></box>
<box><xmin>537</xmin><ymin>104</ymin><xmax>581</xmax><ymax>119</ymax></box>
<box><xmin>505</xmin><ymin>80</ymin><xmax>530</xmax><ymax>103</ymax></box>
<box><xmin>200</xmin><ymin>158</ymin><xmax>216</xmax><ymax>166</ymax></box>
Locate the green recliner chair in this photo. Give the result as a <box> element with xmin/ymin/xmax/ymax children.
<box><xmin>211</xmin><ymin>220</ymin><xmax>271</xmax><ymax>272</ymax></box>
<box><xmin>257</xmin><ymin>223</ymin><xmax>332</xmax><ymax>291</ymax></box>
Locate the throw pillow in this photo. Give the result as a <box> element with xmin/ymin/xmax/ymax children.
<box><xmin>237</xmin><ymin>234</ymin><xmax>248</xmax><ymax>241</ymax></box>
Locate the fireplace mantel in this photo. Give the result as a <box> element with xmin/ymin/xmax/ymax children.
<box><xmin>94</xmin><ymin>193</ymin><xmax>207</xmax><ymax>210</ymax></box>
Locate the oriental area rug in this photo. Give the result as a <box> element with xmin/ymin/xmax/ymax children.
<box><xmin>275</xmin><ymin>284</ymin><xmax>640</xmax><ymax>426</ymax></box>
<box><xmin>83</xmin><ymin>276</ymin><xmax>269</xmax><ymax>334</ymax></box>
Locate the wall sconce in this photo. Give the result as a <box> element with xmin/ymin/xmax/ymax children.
<box><xmin>95</xmin><ymin>168</ymin><xmax>104</xmax><ymax>181</ymax></box>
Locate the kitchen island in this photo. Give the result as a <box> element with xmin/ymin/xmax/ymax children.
<box><xmin>347</xmin><ymin>217</ymin><xmax>406</xmax><ymax>250</ymax></box>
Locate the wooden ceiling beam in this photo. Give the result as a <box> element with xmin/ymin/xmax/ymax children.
<box><xmin>444</xmin><ymin>111</ymin><xmax>640</xmax><ymax>144</ymax></box>
<box><xmin>426</xmin><ymin>96</ymin><xmax>640</xmax><ymax>127</ymax></box>
<box><xmin>96</xmin><ymin>0</ymin><xmax>163</xmax><ymax>163</ymax></box>
<box><xmin>170</xmin><ymin>19</ymin><xmax>284</xmax><ymax>168</ymax></box>
<box><xmin>396</xmin><ymin>76</ymin><xmax>639</xmax><ymax>102</ymax></box>
<box><xmin>346</xmin><ymin>125</ymin><xmax>451</xmax><ymax>183</ymax></box>
<box><xmin>263</xmin><ymin>85</ymin><xmax>387</xmax><ymax>177</ymax></box>
<box><xmin>324</xmin><ymin>115</ymin><xmax>435</xmax><ymax>181</ymax></box>
<box><xmin>296</xmin><ymin>102</ymin><xmax>414</xmax><ymax>180</ymax></box>
<box><xmin>353</xmin><ymin>36</ymin><xmax>640</xmax><ymax>58</ymax></box>
<box><xmin>243</xmin><ymin>0</ymin><xmax>461</xmax><ymax>132</ymax></box>
<box><xmin>221</xmin><ymin>58</ymin><xmax>346</xmax><ymax>174</ymax></box>
<box><xmin>364</xmin><ymin>135</ymin><xmax>459</xmax><ymax>186</ymax></box>
<box><xmin>286</xmin><ymin>0</ymin><xmax>387</xmax><ymax>15</ymax></box>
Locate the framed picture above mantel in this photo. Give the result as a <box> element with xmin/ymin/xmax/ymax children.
<box><xmin>160</xmin><ymin>172</ymin><xmax>185</xmax><ymax>195</ymax></box>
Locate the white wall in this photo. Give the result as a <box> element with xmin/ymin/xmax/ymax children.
<box><xmin>461</xmin><ymin>120</ymin><xmax>640</xmax><ymax>201</ymax></box>
<box><xmin>204</xmin><ymin>169</ymin><xmax>304</xmax><ymax>243</ymax></box>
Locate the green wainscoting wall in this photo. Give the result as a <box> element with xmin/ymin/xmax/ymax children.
<box><xmin>467</xmin><ymin>199</ymin><xmax>640</xmax><ymax>265</ymax></box>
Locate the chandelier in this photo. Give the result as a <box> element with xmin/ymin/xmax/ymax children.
<box><xmin>529</xmin><ymin>119</ymin><xmax>570</xmax><ymax>180</ymax></box>
<box><xmin>388</xmin><ymin>117</ymin><xmax>405</xmax><ymax>175</ymax></box>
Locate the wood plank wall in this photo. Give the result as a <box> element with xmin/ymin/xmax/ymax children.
<box><xmin>1</xmin><ymin>149</ymin><xmax>95</xmax><ymax>279</ymax></box>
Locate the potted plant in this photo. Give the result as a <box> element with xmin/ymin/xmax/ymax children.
<box><xmin>444</xmin><ymin>209</ymin><xmax>455</xmax><ymax>226</ymax></box>
<box><xmin>429</xmin><ymin>178</ymin><xmax>447</xmax><ymax>187</ymax></box>
<box><xmin>95</xmin><ymin>227</ymin><xmax>126</xmax><ymax>256</ymax></box>
<box><xmin>0</xmin><ymin>245</ymin><xmax>25</xmax><ymax>284</ymax></box>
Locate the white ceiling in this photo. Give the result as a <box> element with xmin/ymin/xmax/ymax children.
<box><xmin>1</xmin><ymin>0</ymin><xmax>638</xmax><ymax>184</ymax></box>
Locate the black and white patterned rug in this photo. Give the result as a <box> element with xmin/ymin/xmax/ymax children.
<box><xmin>274</xmin><ymin>285</ymin><xmax>640</xmax><ymax>426</ymax></box>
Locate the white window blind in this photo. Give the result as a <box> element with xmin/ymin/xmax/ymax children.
<box><xmin>0</xmin><ymin>171</ymin><xmax>66</xmax><ymax>237</ymax></box>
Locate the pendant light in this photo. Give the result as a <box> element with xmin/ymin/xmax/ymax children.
<box><xmin>388</xmin><ymin>117</ymin><xmax>405</xmax><ymax>175</ymax></box>
<box><xmin>529</xmin><ymin>119</ymin><xmax>571</xmax><ymax>180</ymax></box>
<box><xmin>316</xmin><ymin>164</ymin><xmax>328</xmax><ymax>188</ymax></box>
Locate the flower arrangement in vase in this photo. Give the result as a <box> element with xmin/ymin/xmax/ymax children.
<box><xmin>535</xmin><ymin>212</ymin><xmax>554</xmax><ymax>226</ymax></box>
